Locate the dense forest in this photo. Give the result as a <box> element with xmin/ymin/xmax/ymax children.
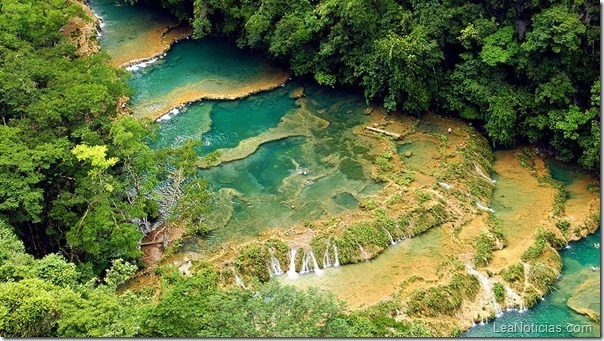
<box><xmin>0</xmin><ymin>0</ymin><xmax>429</xmax><ymax>336</ymax></box>
<box><xmin>0</xmin><ymin>0</ymin><xmax>599</xmax><ymax>337</ymax></box>
<box><xmin>136</xmin><ymin>0</ymin><xmax>600</xmax><ymax>170</ymax></box>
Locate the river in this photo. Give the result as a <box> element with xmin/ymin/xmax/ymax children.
<box><xmin>89</xmin><ymin>0</ymin><xmax>600</xmax><ymax>337</ymax></box>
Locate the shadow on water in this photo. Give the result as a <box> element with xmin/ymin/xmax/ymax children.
<box><xmin>89</xmin><ymin>0</ymin><xmax>184</xmax><ymax>66</ymax></box>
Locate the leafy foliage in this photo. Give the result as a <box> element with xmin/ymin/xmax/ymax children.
<box><xmin>151</xmin><ymin>0</ymin><xmax>599</xmax><ymax>171</ymax></box>
<box><xmin>0</xmin><ymin>0</ymin><xmax>192</xmax><ymax>272</ymax></box>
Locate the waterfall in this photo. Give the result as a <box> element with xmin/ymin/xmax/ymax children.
<box><xmin>333</xmin><ymin>244</ymin><xmax>340</xmax><ymax>267</ymax></box>
<box><xmin>394</xmin><ymin>223</ymin><xmax>406</xmax><ymax>242</ymax></box>
<box><xmin>309</xmin><ymin>250</ymin><xmax>323</xmax><ymax>276</ymax></box>
<box><xmin>291</xmin><ymin>249</ymin><xmax>324</xmax><ymax>276</ymax></box>
<box><xmin>474</xmin><ymin>163</ymin><xmax>496</xmax><ymax>183</ymax></box>
<box><xmin>383</xmin><ymin>228</ymin><xmax>396</xmax><ymax>245</ymax></box>
<box><xmin>269</xmin><ymin>254</ymin><xmax>283</xmax><ymax>276</ymax></box>
<box><xmin>323</xmin><ymin>247</ymin><xmax>332</xmax><ymax>269</ymax></box>
<box><xmin>465</xmin><ymin>264</ymin><xmax>502</xmax><ymax>318</ymax></box>
<box><xmin>518</xmin><ymin>263</ymin><xmax>530</xmax><ymax>312</ymax></box>
<box><xmin>235</xmin><ymin>273</ymin><xmax>246</xmax><ymax>289</ymax></box>
<box><xmin>287</xmin><ymin>248</ymin><xmax>299</xmax><ymax>279</ymax></box>
<box><xmin>300</xmin><ymin>252</ymin><xmax>310</xmax><ymax>274</ymax></box>
<box><xmin>125</xmin><ymin>56</ymin><xmax>162</xmax><ymax>72</ymax></box>
<box><xmin>156</xmin><ymin>104</ymin><xmax>184</xmax><ymax>122</ymax></box>
<box><xmin>358</xmin><ymin>244</ymin><xmax>369</xmax><ymax>260</ymax></box>
<box><xmin>438</xmin><ymin>182</ymin><xmax>453</xmax><ymax>190</ymax></box>
<box><xmin>503</xmin><ymin>284</ymin><xmax>523</xmax><ymax>310</ymax></box>
<box><xmin>476</xmin><ymin>201</ymin><xmax>495</xmax><ymax>212</ymax></box>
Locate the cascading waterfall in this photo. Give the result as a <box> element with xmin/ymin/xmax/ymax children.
<box><xmin>125</xmin><ymin>55</ymin><xmax>162</xmax><ymax>72</ymax></box>
<box><xmin>519</xmin><ymin>263</ymin><xmax>531</xmax><ymax>312</ymax></box>
<box><xmin>282</xmin><ymin>248</ymin><xmax>324</xmax><ymax>278</ymax></box>
<box><xmin>300</xmin><ymin>252</ymin><xmax>310</xmax><ymax>274</ymax></box>
<box><xmin>156</xmin><ymin>103</ymin><xmax>183</xmax><ymax>122</ymax></box>
<box><xmin>476</xmin><ymin>201</ymin><xmax>495</xmax><ymax>212</ymax></box>
<box><xmin>269</xmin><ymin>254</ymin><xmax>283</xmax><ymax>276</ymax></box>
<box><xmin>383</xmin><ymin>228</ymin><xmax>396</xmax><ymax>245</ymax></box>
<box><xmin>298</xmin><ymin>250</ymin><xmax>324</xmax><ymax>275</ymax></box>
<box><xmin>333</xmin><ymin>244</ymin><xmax>340</xmax><ymax>267</ymax></box>
<box><xmin>265</xmin><ymin>242</ymin><xmax>346</xmax><ymax>279</ymax></box>
<box><xmin>474</xmin><ymin>162</ymin><xmax>496</xmax><ymax>183</ymax></box>
<box><xmin>309</xmin><ymin>249</ymin><xmax>323</xmax><ymax>276</ymax></box>
<box><xmin>394</xmin><ymin>223</ymin><xmax>406</xmax><ymax>242</ymax></box>
<box><xmin>438</xmin><ymin>182</ymin><xmax>453</xmax><ymax>190</ymax></box>
<box><xmin>323</xmin><ymin>247</ymin><xmax>332</xmax><ymax>269</ymax></box>
<box><xmin>235</xmin><ymin>273</ymin><xmax>246</xmax><ymax>288</ymax></box>
<box><xmin>503</xmin><ymin>284</ymin><xmax>523</xmax><ymax>311</ymax></box>
<box><xmin>92</xmin><ymin>10</ymin><xmax>104</xmax><ymax>38</ymax></box>
<box><xmin>384</xmin><ymin>229</ymin><xmax>395</xmax><ymax>245</ymax></box>
<box><xmin>287</xmin><ymin>248</ymin><xmax>299</xmax><ymax>279</ymax></box>
<box><xmin>358</xmin><ymin>243</ymin><xmax>369</xmax><ymax>260</ymax></box>
<box><xmin>466</xmin><ymin>264</ymin><xmax>502</xmax><ymax>320</ymax></box>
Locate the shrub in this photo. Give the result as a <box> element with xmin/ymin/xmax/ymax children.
<box><xmin>474</xmin><ymin>233</ymin><xmax>495</xmax><ymax>267</ymax></box>
<box><xmin>521</xmin><ymin>238</ymin><xmax>546</xmax><ymax>262</ymax></box>
<box><xmin>501</xmin><ymin>264</ymin><xmax>524</xmax><ymax>283</ymax></box>
<box><xmin>555</xmin><ymin>219</ymin><xmax>570</xmax><ymax>233</ymax></box>
<box><xmin>493</xmin><ymin>282</ymin><xmax>505</xmax><ymax>303</ymax></box>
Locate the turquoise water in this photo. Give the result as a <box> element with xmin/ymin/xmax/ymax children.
<box><xmin>127</xmin><ymin>38</ymin><xmax>277</xmax><ymax>109</ymax></box>
<box><xmin>89</xmin><ymin>0</ymin><xmax>383</xmax><ymax>247</ymax></box>
<box><xmin>128</xmin><ymin>34</ymin><xmax>384</xmax><ymax>248</ymax></box>
<box><xmin>150</xmin><ymin>86</ymin><xmax>296</xmax><ymax>153</ymax></box>
<box><xmin>90</xmin><ymin>0</ymin><xmax>168</xmax><ymax>45</ymax></box>
<box><xmin>202</xmin><ymin>136</ymin><xmax>306</xmax><ymax>194</ymax></box>
<box><xmin>464</xmin><ymin>229</ymin><xmax>601</xmax><ymax>337</ymax></box>
<box><xmin>89</xmin><ymin>0</ymin><xmax>177</xmax><ymax>65</ymax></box>
<box><xmin>466</xmin><ymin>156</ymin><xmax>601</xmax><ymax>337</ymax></box>
<box><xmin>548</xmin><ymin>159</ymin><xmax>581</xmax><ymax>186</ymax></box>
<box><xmin>93</xmin><ymin>0</ymin><xmax>599</xmax><ymax>334</ymax></box>
<box><xmin>168</xmin><ymin>82</ymin><xmax>383</xmax><ymax>247</ymax></box>
<box><xmin>396</xmin><ymin>139</ymin><xmax>440</xmax><ymax>170</ymax></box>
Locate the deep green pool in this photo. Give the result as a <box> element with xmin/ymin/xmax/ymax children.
<box><xmin>155</xmin><ymin>82</ymin><xmax>384</xmax><ymax>247</ymax></box>
<box><xmin>127</xmin><ymin>38</ymin><xmax>279</xmax><ymax>113</ymax></box>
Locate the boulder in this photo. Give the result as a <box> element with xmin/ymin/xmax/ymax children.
<box><xmin>289</xmin><ymin>87</ymin><xmax>305</xmax><ymax>99</ymax></box>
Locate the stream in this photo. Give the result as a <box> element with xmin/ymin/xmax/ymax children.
<box><xmin>90</xmin><ymin>0</ymin><xmax>600</xmax><ymax>337</ymax></box>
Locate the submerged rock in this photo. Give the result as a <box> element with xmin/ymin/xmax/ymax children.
<box><xmin>290</xmin><ymin>87</ymin><xmax>305</xmax><ymax>99</ymax></box>
<box><xmin>567</xmin><ymin>274</ymin><xmax>600</xmax><ymax>322</ymax></box>
<box><xmin>404</xmin><ymin>151</ymin><xmax>413</xmax><ymax>158</ymax></box>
